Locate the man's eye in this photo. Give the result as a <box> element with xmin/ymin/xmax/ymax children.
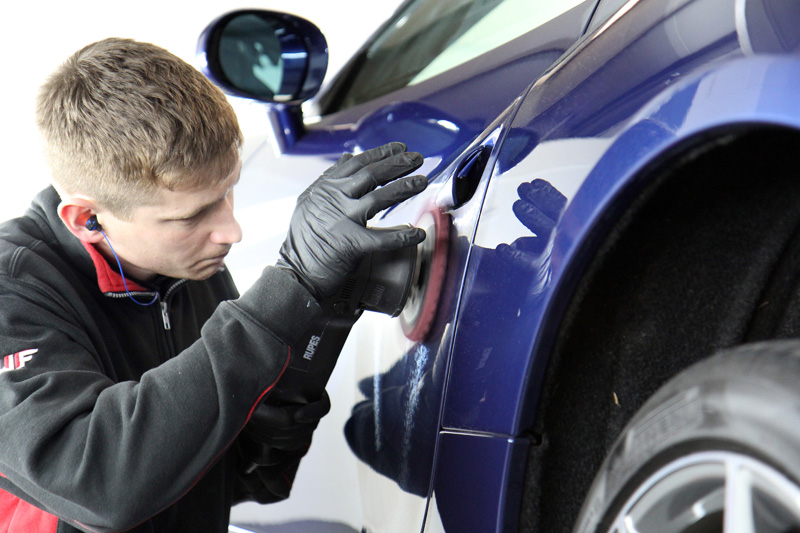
<box><xmin>178</xmin><ymin>213</ymin><xmax>204</xmax><ymax>226</ymax></box>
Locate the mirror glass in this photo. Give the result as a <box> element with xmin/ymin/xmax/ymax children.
<box><xmin>218</xmin><ymin>14</ymin><xmax>284</xmax><ymax>100</ymax></box>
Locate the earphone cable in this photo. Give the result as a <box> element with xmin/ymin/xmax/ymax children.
<box><xmin>98</xmin><ymin>228</ymin><xmax>159</xmax><ymax>306</ymax></box>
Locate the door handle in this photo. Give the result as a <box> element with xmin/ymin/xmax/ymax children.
<box><xmin>452</xmin><ymin>144</ymin><xmax>492</xmax><ymax>208</ymax></box>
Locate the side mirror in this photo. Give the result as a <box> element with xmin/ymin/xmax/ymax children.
<box><xmin>197</xmin><ymin>10</ymin><xmax>328</xmax><ymax>105</ymax></box>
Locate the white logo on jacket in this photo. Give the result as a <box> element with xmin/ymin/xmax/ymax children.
<box><xmin>0</xmin><ymin>349</ymin><xmax>38</xmax><ymax>373</ymax></box>
<box><xmin>303</xmin><ymin>336</ymin><xmax>321</xmax><ymax>361</ymax></box>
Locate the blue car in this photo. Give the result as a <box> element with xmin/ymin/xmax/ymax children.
<box><xmin>198</xmin><ymin>0</ymin><xmax>800</xmax><ymax>531</ymax></box>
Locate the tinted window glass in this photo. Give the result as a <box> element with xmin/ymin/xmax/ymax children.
<box><xmin>322</xmin><ymin>0</ymin><xmax>585</xmax><ymax>113</ymax></box>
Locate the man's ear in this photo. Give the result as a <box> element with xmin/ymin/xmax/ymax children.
<box><xmin>58</xmin><ymin>197</ymin><xmax>105</xmax><ymax>244</ymax></box>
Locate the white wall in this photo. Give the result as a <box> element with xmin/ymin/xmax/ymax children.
<box><xmin>0</xmin><ymin>1</ymin><xmax>402</xmax><ymax>221</ymax></box>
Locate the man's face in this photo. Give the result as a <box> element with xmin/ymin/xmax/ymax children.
<box><xmin>95</xmin><ymin>160</ymin><xmax>243</xmax><ymax>282</ymax></box>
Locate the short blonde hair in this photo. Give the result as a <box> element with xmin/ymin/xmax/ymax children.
<box><xmin>37</xmin><ymin>38</ymin><xmax>243</xmax><ymax>218</ymax></box>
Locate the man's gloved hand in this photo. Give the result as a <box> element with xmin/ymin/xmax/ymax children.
<box><xmin>277</xmin><ymin>142</ymin><xmax>428</xmax><ymax>300</ymax></box>
<box><xmin>235</xmin><ymin>392</ymin><xmax>332</xmax><ymax>503</ymax></box>
<box><xmin>235</xmin><ymin>455</ymin><xmax>304</xmax><ymax>504</ymax></box>
<box><xmin>240</xmin><ymin>391</ymin><xmax>332</xmax><ymax>466</ymax></box>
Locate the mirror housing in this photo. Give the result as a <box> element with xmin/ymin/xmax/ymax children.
<box><xmin>197</xmin><ymin>10</ymin><xmax>328</xmax><ymax>106</ymax></box>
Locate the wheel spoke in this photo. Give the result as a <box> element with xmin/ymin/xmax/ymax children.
<box><xmin>724</xmin><ymin>461</ymin><xmax>755</xmax><ymax>533</ymax></box>
<box><xmin>623</xmin><ymin>515</ymin><xmax>640</xmax><ymax>533</ymax></box>
<box><xmin>605</xmin><ymin>452</ymin><xmax>800</xmax><ymax>533</ymax></box>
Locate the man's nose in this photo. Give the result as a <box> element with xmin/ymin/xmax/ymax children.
<box><xmin>210</xmin><ymin>197</ymin><xmax>243</xmax><ymax>245</ymax></box>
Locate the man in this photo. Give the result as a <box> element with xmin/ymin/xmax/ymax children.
<box><xmin>0</xmin><ymin>38</ymin><xmax>426</xmax><ymax>532</ymax></box>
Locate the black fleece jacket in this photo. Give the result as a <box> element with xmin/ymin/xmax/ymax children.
<box><xmin>0</xmin><ymin>187</ymin><xmax>322</xmax><ymax>532</ymax></box>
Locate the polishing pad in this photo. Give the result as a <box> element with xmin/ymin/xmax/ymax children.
<box><xmin>400</xmin><ymin>207</ymin><xmax>450</xmax><ymax>341</ymax></box>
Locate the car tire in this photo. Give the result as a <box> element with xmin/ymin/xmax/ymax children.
<box><xmin>573</xmin><ymin>340</ymin><xmax>800</xmax><ymax>532</ymax></box>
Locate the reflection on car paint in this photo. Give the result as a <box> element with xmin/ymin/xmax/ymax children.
<box><xmin>346</xmin><ymin>341</ymin><xmax>438</xmax><ymax>496</ymax></box>
<box><xmin>345</xmin><ymin>168</ymin><xmax>568</xmax><ymax>500</ymax></box>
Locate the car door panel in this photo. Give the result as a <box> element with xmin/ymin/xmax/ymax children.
<box><xmin>345</xmin><ymin>121</ymin><xmax>507</xmax><ymax>532</ymax></box>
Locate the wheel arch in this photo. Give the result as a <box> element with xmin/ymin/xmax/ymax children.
<box><xmin>517</xmin><ymin>122</ymin><xmax>800</xmax><ymax>532</ymax></box>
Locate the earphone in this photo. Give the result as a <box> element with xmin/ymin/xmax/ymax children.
<box><xmin>85</xmin><ymin>215</ymin><xmax>101</xmax><ymax>232</ymax></box>
<box><xmin>85</xmin><ymin>215</ymin><xmax>159</xmax><ymax>306</ymax></box>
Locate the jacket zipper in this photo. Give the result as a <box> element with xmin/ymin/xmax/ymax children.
<box><xmin>160</xmin><ymin>301</ymin><xmax>171</xmax><ymax>330</ymax></box>
<box><xmin>155</xmin><ymin>279</ymin><xmax>189</xmax><ymax>363</ymax></box>
<box><xmin>158</xmin><ymin>279</ymin><xmax>188</xmax><ymax>331</ymax></box>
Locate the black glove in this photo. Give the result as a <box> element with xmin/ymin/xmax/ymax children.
<box><xmin>234</xmin><ymin>456</ymin><xmax>303</xmax><ymax>504</ymax></box>
<box><xmin>277</xmin><ymin>142</ymin><xmax>428</xmax><ymax>300</ymax></box>
<box><xmin>235</xmin><ymin>392</ymin><xmax>331</xmax><ymax>503</ymax></box>
<box><xmin>239</xmin><ymin>391</ymin><xmax>331</xmax><ymax>467</ymax></box>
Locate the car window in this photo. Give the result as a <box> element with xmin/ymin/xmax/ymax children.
<box><xmin>411</xmin><ymin>0</ymin><xmax>585</xmax><ymax>85</ymax></box>
<box><xmin>322</xmin><ymin>0</ymin><xmax>586</xmax><ymax>114</ymax></box>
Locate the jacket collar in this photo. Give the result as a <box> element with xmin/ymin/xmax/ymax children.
<box><xmin>80</xmin><ymin>241</ymin><xmax>149</xmax><ymax>294</ymax></box>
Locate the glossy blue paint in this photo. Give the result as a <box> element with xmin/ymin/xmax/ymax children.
<box><xmin>424</xmin><ymin>432</ymin><xmax>528</xmax><ymax>532</ymax></box>
<box><xmin>441</xmin><ymin>0</ymin><xmax>800</xmax><ymax>436</ymax></box>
